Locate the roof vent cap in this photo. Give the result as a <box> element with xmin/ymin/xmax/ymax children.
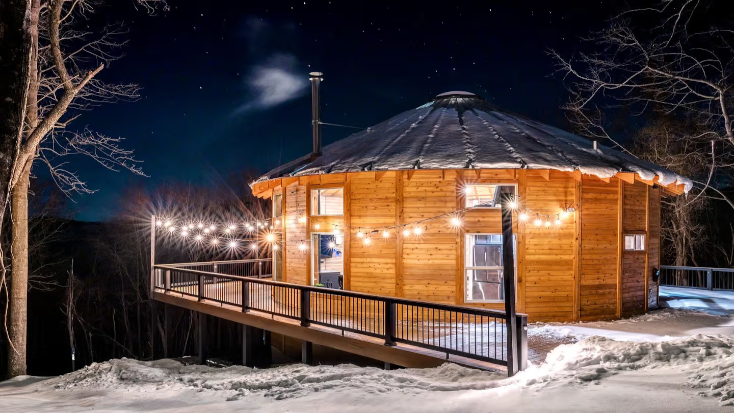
<box><xmin>435</xmin><ymin>91</ymin><xmax>477</xmax><ymax>99</ymax></box>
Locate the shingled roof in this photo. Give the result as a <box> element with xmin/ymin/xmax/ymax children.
<box><xmin>256</xmin><ymin>92</ymin><xmax>692</xmax><ymax>192</ymax></box>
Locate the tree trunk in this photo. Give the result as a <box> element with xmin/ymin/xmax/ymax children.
<box><xmin>8</xmin><ymin>165</ymin><xmax>30</xmax><ymax>377</ymax></box>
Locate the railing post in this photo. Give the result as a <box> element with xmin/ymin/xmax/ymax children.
<box><xmin>164</xmin><ymin>270</ymin><xmax>171</xmax><ymax>292</ymax></box>
<box><xmin>516</xmin><ymin>314</ymin><xmax>528</xmax><ymax>372</ymax></box>
<box><xmin>198</xmin><ymin>274</ymin><xmax>205</xmax><ymax>302</ymax></box>
<box><xmin>707</xmin><ymin>268</ymin><xmax>714</xmax><ymax>290</ymax></box>
<box><xmin>384</xmin><ymin>299</ymin><xmax>396</xmax><ymax>346</ymax></box>
<box><xmin>242</xmin><ymin>280</ymin><xmax>249</xmax><ymax>312</ymax></box>
<box><xmin>300</xmin><ymin>289</ymin><xmax>311</xmax><ymax>327</ymax></box>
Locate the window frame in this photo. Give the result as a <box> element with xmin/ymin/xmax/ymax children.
<box><xmin>624</xmin><ymin>233</ymin><xmax>647</xmax><ymax>251</ymax></box>
<box><xmin>309</xmin><ymin>185</ymin><xmax>345</xmax><ymax>217</ymax></box>
<box><xmin>273</xmin><ymin>192</ymin><xmax>283</xmax><ymax>218</ymax></box>
<box><xmin>464</xmin><ymin>233</ymin><xmax>517</xmax><ymax>303</ymax></box>
<box><xmin>463</xmin><ymin>183</ymin><xmax>518</xmax><ymax>209</ymax></box>
<box><xmin>310</xmin><ymin>232</ymin><xmax>344</xmax><ymax>287</ymax></box>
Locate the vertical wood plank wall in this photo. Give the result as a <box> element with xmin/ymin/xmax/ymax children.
<box><xmin>277</xmin><ymin>170</ymin><xmax>662</xmax><ymax>322</ymax></box>
<box><xmin>621</xmin><ymin>181</ymin><xmax>648</xmax><ymax>317</ymax></box>
<box><xmin>647</xmin><ymin>187</ymin><xmax>662</xmax><ymax>309</ymax></box>
<box><xmin>579</xmin><ymin>176</ymin><xmax>620</xmax><ymax>321</ymax></box>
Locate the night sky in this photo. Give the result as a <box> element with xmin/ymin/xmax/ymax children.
<box><xmin>66</xmin><ymin>0</ymin><xmax>627</xmax><ymax>221</ymax></box>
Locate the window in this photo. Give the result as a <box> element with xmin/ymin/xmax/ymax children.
<box><xmin>625</xmin><ymin>234</ymin><xmax>646</xmax><ymax>251</ymax></box>
<box><xmin>465</xmin><ymin>234</ymin><xmax>514</xmax><ymax>302</ymax></box>
<box><xmin>311</xmin><ymin>187</ymin><xmax>344</xmax><ymax>216</ymax></box>
<box><xmin>273</xmin><ymin>247</ymin><xmax>283</xmax><ymax>281</ymax></box>
<box><xmin>464</xmin><ymin>184</ymin><xmax>516</xmax><ymax>208</ymax></box>
<box><xmin>273</xmin><ymin>193</ymin><xmax>283</xmax><ymax>218</ymax></box>
<box><xmin>311</xmin><ymin>233</ymin><xmax>344</xmax><ymax>289</ymax></box>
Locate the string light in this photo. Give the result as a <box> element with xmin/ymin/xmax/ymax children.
<box><xmin>413</xmin><ymin>227</ymin><xmax>422</xmax><ymax>235</ymax></box>
<box><xmin>545</xmin><ymin>220</ymin><xmax>551</xmax><ymax>228</ymax></box>
<box><xmin>274</xmin><ymin>219</ymin><xmax>281</xmax><ymax>225</ymax></box>
<box><xmin>228</xmin><ymin>224</ymin><xmax>236</xmax><ymax>230</ymax></box>
<box><xmin>519</xmin><ymin>213</ymin><xmax>528</xmax><ymax>221</ymax></box>
<box><xmin>328</xmin><ymin>241</ymin><xmax>336</xmax><ymax>248</ymax></box>
<box><xmin>333</xmin><ymin>226</ymin><xmax>341</xmax><ymax>235</ymax></box>
<box><xmin>246</xmin><ymin>225</ymin><xmax>254</xmax><ymax>231</ymax></box>
<box><xmin>382</xmin><ymin>230</ymin><xmax>390</xmax><ymax>238</ymax></box>
<box><xmin>228</xmin><ymin>241</ymin><xmax>238</xmax><ymax>248</ymax></box>
<box><xmin>273</xmin><ymin>244</ymin><xmax>279</xmax><ymax>251</ymax></box>
<box><xmin>508</xmin><ymin>199</ymin><xmax>519</xmax><ymax>209</ymax></box>
<box><xmin>250</xmin><ymin>243</ymin><xmax>258</xmax><ymax>250</ymax></box>
<box><xmin>266</xmin><ymin>233</ymin><xmax>276</xmax><ymax>242</ymax></box>
<box><xmin>181</xmin><ymin>230</ymin><xmax>189</xmax><ymax>237</ymax></box>
<box><xmin>403</xmin><ymin>228</ymin><xmax>411</xmax><ymax>237</ymax></box>
<box><xmin>204</xmin><ymin>228</ymin><xmax>210</xmax><ymax>234</ymax></box>
<box><xmin>298</xmin><ymin>242</ymin><xmax>308</xmax><ymax>251</ymax></box>
<box><xmin>211</xmin><ymin>238</ymin><xmax>219</xmax><ymax>245</ymax></box>
<box><xmin>182</xmin><ymin>225</ymin><xmax>189</xmax><ymax>231</ymax></box>
<box><xmin>534</xmin><ymin>218</ymin><xmax>542</xmax><ymax>227</ymax></box>
<box><xmin>450</xmin><ymin>217</ymin><xmax>462</xmax><ymax>227</ymax></box>
<box><xmin>209</xmin><ymin>225</ymin><xmax>216</xmax><ymax>231</ymax></box>
<box><xmin>168</xmin><ymin>226</ymin><xmax>176</xmax><ymax>233</ymax></box>
<box><xmin>356</xmin><ymin>229</ymin><xmax>364</xmax><ymax>238</ymax></box>
<box><xmin>314</xmin><ymin>223</ymin><xmax>321</xmax><ymax>230</ymax></box>
<box><xmin>555</xmin><ymin>218</ymin><xmax>562</xmax><ymax>226</ymax></box>
<box><xmin>164</xmin><ymin>221</ymin><xmax>171</xmax><ymax>228</ymax></box>
<box><xmin>195</xmin><ymin>235</ymin><xmax>202</xmax><ymax>241</ymax></box>
<box><xmin>155</xmin><ymin>220</ymin><xmax>163</xmax><ymax>227</ymax></box>
<box><xmin>298</xmin><ymin>216</ymin><xmax>307</xmax><ymax>224</ymax></box>
<box><xmin>197</xmin><ymin>223</ymin><xmax>204</xmax><ymax>229</ymax></box>
<box><xmin>363</xmin><ymin>237</ymin><xmax>372</xmax><ymax>245</ymax></box>
<box><xmin>225</xmin><ymin>228</ymin><xmax>231</xmax><ymax>234</ymax></box>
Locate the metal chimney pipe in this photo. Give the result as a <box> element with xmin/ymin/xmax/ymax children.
<box><xmin>309</xmin><ymin>72</ymin><xmax>323</xmax><ymax>156</ymax></box>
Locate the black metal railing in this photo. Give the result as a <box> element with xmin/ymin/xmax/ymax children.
<box><xmin>153</xmin><ymin>264</ymin><xmax>528</xmax><ymax>372</ymax></box>
<box><xmin>166</xmin><ymin>259</ymin><xmax>273</xmax><ymax>279</ymax></box>
<box><xmin>659</xmin><ymin>265</ymin><xmax>734</xmax><ymax>291</ymax></box>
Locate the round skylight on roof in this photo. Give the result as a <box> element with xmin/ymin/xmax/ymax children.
<box><xmin>435</xmin><ymin>91</ymin><xmax>477</xmax><ymax>98</ymax></box>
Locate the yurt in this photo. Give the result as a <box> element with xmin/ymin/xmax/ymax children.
<box><xmin>251</xmin><ymin>73</ymin><xmax>691</xmax><ymax>322</ymax></box>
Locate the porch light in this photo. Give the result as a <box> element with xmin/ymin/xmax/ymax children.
<box><xmin>463</xmin><ymin>186</ymin><xmax>473</xmax><ymax>194</ymax></box>
<box><xmin>383</xmin><ymin>230</ymin><xmax>390</xmax><ymax>238</ymax></box>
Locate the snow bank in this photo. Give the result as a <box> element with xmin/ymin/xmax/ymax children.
<box><xmin>51</xmin><ymin>334</ymin><xmax>734</xmax><ymax>405</ymax></box>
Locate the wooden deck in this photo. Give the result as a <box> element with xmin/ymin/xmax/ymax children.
<box><xmin>154</xmin><ymin>280</ymin><xmax>512</xmax><ymax>371</ymax></box>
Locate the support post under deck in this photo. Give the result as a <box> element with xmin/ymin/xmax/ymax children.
<box><xmin>198</xmin><ymin>312</ymin><xmax>208</xmax><ymax>365</ymax></box>
<box><xmin>302</xmin><ymin>340</ymin><xmax>313</xmax><ymax>365</ymax></box>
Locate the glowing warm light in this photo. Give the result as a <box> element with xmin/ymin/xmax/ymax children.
<box><xmin>560</xmin><ymin>210</ymin><xmax>570</xmax><ymax>219</ymax></box>
<box><xmin>519</xmin><ymin>213</ymin><xmax>529</xmax><ymax>221</ymax></box>
<box><xmin>209</xmin><ymin>225</ymin><xmax>216</xmax><ymax>230</ymax></box>
<box><xmin>314</xmin><ymin>223</ymin><xmax>321</xmax><ymax>230</ymax></box>
<box><xmin>195</xmin><ymin>235</ymin><xmax>203</xmax><ymax>241</ymax></box>
<box><xmin>155</xmin><ymin>220</ymin><xmax>163</xmax><ymax>227</ymax></box>
<box><xmin>229</xmin><ymin>224</ymin><xmax>236</xmax><ymax>230</ymax></box>
<box><xmin>463</xmin><ymin>186</ymin><xmax>473</xmax><ymax>194</ymax></box>
<box><xmin>274</xmin><ymin>219</ymin><xmax>281</xmax><ymax>225</ymax></box>
<box><xmin>266</xmin><ymin>233</ymin><xmax>275</xmax><ymax>242</ymax></box>
<box><xmin>225</xmin><ymin>228</ymin><xmax>231</xmax><ymax>234</ymax></box>
<box><xmin>555</xmin><ymin>219</ymin><xmax>562</xmax><ymax>226</ymax></box>
<box><xmin>228</xmin><ymin>241</ymin><xmax>238</xmax><ymax>248</ymax></box>
<box><xmin>181</xmin><ymin>230</ymin><xmax>189</xmax><ymax>236</ymax></box>
<box><xmin>403</xmin><ymin>228</ymin><xmax>411</xmax><ymax>237</ymax></box>
<box><xmin>197</xmin><ymin>223</ymin><xmax>204</xmax><ymax>229</ymax></box>
<box><xmin>298</xmin><ymin>242</ymin><xmax>308</xmax><ymax>251</ymax></box>
<box><xmin>246</xmin><ymin>225</ymin><xmax>254</xmax><ymax>231</ymax></box>
<box><xmin>298</xmin><ymin>216</ymin><xmax>307</xmax><ymax>224</ymax></box>
<box><xmin>204</xmin><ymin>228</ymin><xmax>210</xmax><ymax>234</ymax></box>
<box><xmin>382</xmin><ymin>230</ymin><xmax>390</xmax><ymax>238</ymax></box>
<box><xmin>272</xmin><ymin>244</ymin><xmax>279</xmax><ymax>251</ymax></box>
<box><xmin>250</xmin><ymin>243</ymin><xmax>258</xmax><ymax>250</ymax></box>
<box><xmin>508</xmin><ymin>200</ymin><xmax>519</xmax><ymax>209</ymax></box>
<box><xmin>356</xmin><ymin>230</ymin><xmax>364</xmax><ymax>238</ymax></box>
<box><xmin>333</xmin><ymin>227</ymin><xmax>341</xmax><ymax>235</ymax></box>
<box><xmin>168</xmin><ymin>226</ymin><xmax>176</xmax><ymax>233</ymax></box>
<box><xmin>328</xmin><ymin>241</ymin><xmax>336</xmax><ymax>248</ymax></box>
<box><xmin>363</xmin><ymin>237</ymin><xmax>372</xmax><ymax>245</ymax></box>
<box><xmin>257</xmin><ymin>222</ymin><xmax>263</xmax><ymax>228</ymax></box>
<box><xmin>534</xmin><ymin>219</ymin><xmax>542</xmax><ymax>227</ymax></box>
<box><xmin>413</xmin><ymin>227</ymin><xmax>422</xmax><ymax>235</ymax></box>
<box><xmin>164</xmin><ymin>221</ymin><xmax>171</xmax><ymax>228</ymax></box>
<box><xmin>544</xmin><ymin>220</ymin><xmax>551</xmax><ymax>228</ymax></box>
<box><xmin>182</xmin><ymin>225</ymin><xmax>189</xmax><ymax>231</ymax></box>
<box><xmin>211</xmin><ymin>238</ymin><xmax>219</xmax><ymax>245</ymax></box>
<box><xmin>450</xmin><ymin>217</ymin><xmax>462</xmax><ymax>227</ymax></box>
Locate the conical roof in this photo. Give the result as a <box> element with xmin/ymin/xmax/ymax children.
<box><xmin>257</xmin><ymin>92</ymin><xmax>692</xmax><ymax>191</ymax></box>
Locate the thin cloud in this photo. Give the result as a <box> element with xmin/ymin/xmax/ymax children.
<box><xmin>234</xmin><ymin>54</ymin><xmax>308</xmax><ymax>115</ymax></box>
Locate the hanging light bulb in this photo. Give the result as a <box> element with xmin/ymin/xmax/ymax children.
<box><xmin>225</xmin><ymin>228</ymin><xmax>231</xmax><ymax>234</ymax></box>
<box><xmin>209</xmin><ymin>225</ymin><xmax>216</xmax><ymax>231</ymax></box>
<box><xmin>463</xmin><ymin>186</ymin><xmax>473</xmax><ymax>194</ymax></box>
<box><xmin>413</xmin><ymin>226</ymin><xmax>422</xmax><ymax>235</ymax></box>
<box><xmin>195</xmin><ymin>235</ymin><xmax>203</xmax><ymax>241</ymax></box>
<box><xmin>555</xmin><ymin>218</ymin><xmax>562</xmax><ymax>226</ymax></box>
<box><xmin>197</xmin><ymin>223</ymin><xmax>204</xmax><ymax>229</ymax></box>
<box><xmin>508</xmin><ymin>199</ymin><xmax>519</xmax><ymax>209</ymax></box>
<box><xmin>363</xmin><ymin>237</ymin><xmax>372</xmax><ymax>245</ymax></box>
<box><xmin>182</xmin><ymin>225</ymin><xmax>189</xmax><ymax>231</ymax></box>
<box><xmin>155</xmin><ymin>220</ymin><xmax>163</xmax><ymax>227</ymax></box>
<box><xmin>266</xmin><ymin>233</ymin><xmax>275</xmax><ymax>242</ymax></box>
<box><xmin>534</xmin><ymin>218</ymin><xmax>542</xmax><ymax>227</ymax></box>
<box><xmin>333</xmin><ymin>226</ymin><xmax>341</xmax><ymax>235</ymax></box>
<box><xmin>298</xmin><ymin>242</ymin><xmax>308</xmax><ymax>251</ymax></box>
<box><xmin>272</xmin><ymin>244</ymin><xmax>279</xmax><ymax>251</ymax></box>
<box><xmin>250</xmin><ymin>243</ymin><xmax>258</xmax><ymax>250</ymax></box>
<box><xmin>274</xmin><ymin>219</ymin><xmax>281</xmax><ymax>225</ymax></box>
<box><xmin>298</xmin><ymin>216</ymin><xmax>307</xmax><ymax>224</ymax></box>
<box><xmin>314</xmin><ymin>223</ymin><xmax>321</xmax><ymax>230</ymax></box>
<box><xmin>164</xmin><ymin>221</ymin><xmax>171</xmax><ymax>228</ymax></box>
<box><xmin>382</xmin><ymin>230</ymin><xmax>390</xmax><ymax>238</ymax></box>
<box><xmin>246</xmin><ymin>225</ymin><xmax>254</xmax><ymax>231</ymax></box>
<box><xmin>544</xmin><ymin>220</ymin><xmax>551</xmax><ymax>228</ymax></box>
<box><xmin>356</xmin><ymin>229</ymin><xmax>364</xmax><ymax>238</ymax></box>
<box><xmin>168</xmin><ymin>226</ymin><xmax>176</xmax><ymax>233</ymax></box>
<box><xmin>211</xmin><ymin>238</ymin><xmax>219</xmax><ymax>245</ymax></box>
<box><xmin>519</xmin><ymin>213</ymin><xmax>529</xmax><ymax>221</ymax></box>
<box><xmin>228</xmin><ymin>241</ymin><xmax>238</xmax><ymax>248</ymax></box>
<box><xmin>328</xmin><ymin>241</ymin><xmax>336</xmax><ymax>248</ymax></box>
<box><xmin>450</xmin><ymin>217</ymin><xmax>462</xmax><ymax>227</ymax></box>
<box><xmin>560</xmin><ymin>210</ymin><xmax>570</xmax><ymax>219</ymax></box>
<box><xmin>181</xmin><ymin>230</ymin><xmax>189</xmax><ymax>237</ymax></box>
<box><xmin>228</xmin><ymin>224</ymin><xmax>236</xmax><ymax>230</ymax></box>
<box><xmin>403</xmin><ymin>228</ymin><xmax>411</xmax><ymax>237</ymax></box>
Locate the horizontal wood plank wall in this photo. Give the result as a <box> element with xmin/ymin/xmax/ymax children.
<box><xmin>647</xmin><ymin>187</ymin><xmax>662</xmax><ymax>309</ymax></box>
<box><xmin>349</xmin><ymin>171</ymin><xmax>397</xmax><ymax>296</ymax></box>
<box><xmin>402</xmin><ymin>170</ymin><xmax>457</xmax><ymax>304</ymax></box>
<box><xmin>621</xmin><ymin>181</ymin><xmax>647</xmax><ymax>317</ymax></box>
<box><xmin>285</xmin><ymin>183</ymin><xmax>308</xmax><ymax>285</ymax></box>
<box><xmin>580</xmin><ymin>176</ymin><xmax>620</xmax><ymax>321</ymax></box>
<box><xmin>522</xmin><ymin>171</ymin><xmax>575</xmax><ymax>321</ymax></box>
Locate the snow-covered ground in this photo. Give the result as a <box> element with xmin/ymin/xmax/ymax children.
<box><xmin>2</xmin><ymin>286</ymin><xmax>733</xmax><ymax>412</ymax></box>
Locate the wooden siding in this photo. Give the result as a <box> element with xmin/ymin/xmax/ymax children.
<box><xmin>648</xmin><ymin>187</ymin><xmax>661</xmax><ymax>309</ymax></box>
<box><xmin>349</xmin><ymin>171</ymin><xmax>397</xmax><ymax>296</ymax></box>
<box><xmin>621</xmin><ymin>181</ymin><xmax>648</xmax><ymax>317</ymax></box>
<box><xmin>579</xmin><ymin>176</ymin><xmax>619</xmax><ymax>321</ymax></box>
<box><xmin>522</xmin><ymin>171</ymin><xmax>576</xmax><ymax>321</ymax></box>
<box><xmin>284</xmin><ymin>182</ymin><xmax>307</xmax><ymax>285</ymax></box>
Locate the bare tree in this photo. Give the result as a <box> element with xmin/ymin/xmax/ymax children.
<box><xmin>550</xmin><ymin>0</ymin><xmax>734</xmax><ymax>199</ymax></box>
<box><xmin>5</xmin><ymin>0</ymin><xmax>166</xmax><ymax>378</ymax></box>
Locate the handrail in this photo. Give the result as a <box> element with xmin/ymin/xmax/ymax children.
<box><xmin>165</xmin><ymin>258</ymin><xmax>270</xmax><ymax>267</ymax></box>
<box><xmin>660</xmin><ymin>265</ymin><xmax>734</xmax><ymax>273</ymax></box>
<box><xmin>154</xmin><ymin>264</ymin><xmax>518</xmax><ymax>318</ymax></box>
<box><xmin>659</xmin><ymin>265</ymin><xmax>734</xmax><ymax>291</ymax></box>
<box><xmin>152</xmin><ymin>263</ymin><xmax>528</xmax><ymax>374</ymax></box>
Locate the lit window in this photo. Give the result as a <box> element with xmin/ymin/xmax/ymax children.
<box><xmin>273</xmin><ymin>193</ymin><xmax>283</xmax><ymax>217</ymax></box>
<box><xmin>311</xmin><ymin>187</ymin><xmax>344</xmax><ymax>216</ymax></box>
<box><xmin>465</xmin><ymin>234</ymin><xmax>514</xmax><ymax>302</ymax></box>
<box><xmin>464</xmin><ymin>184</ymin><xmax>516</xmax><ymax>208</ymax></box>
<box><xmin>624</xmin><ymin>234</ymin><xmax>646</xmax><ymax>251</ymax></box>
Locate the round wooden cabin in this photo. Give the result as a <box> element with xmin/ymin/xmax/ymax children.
<box><xmin>251</xmin><ymin>90</ymin><xmax>691</xmax><ymax>322</ymax></box>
